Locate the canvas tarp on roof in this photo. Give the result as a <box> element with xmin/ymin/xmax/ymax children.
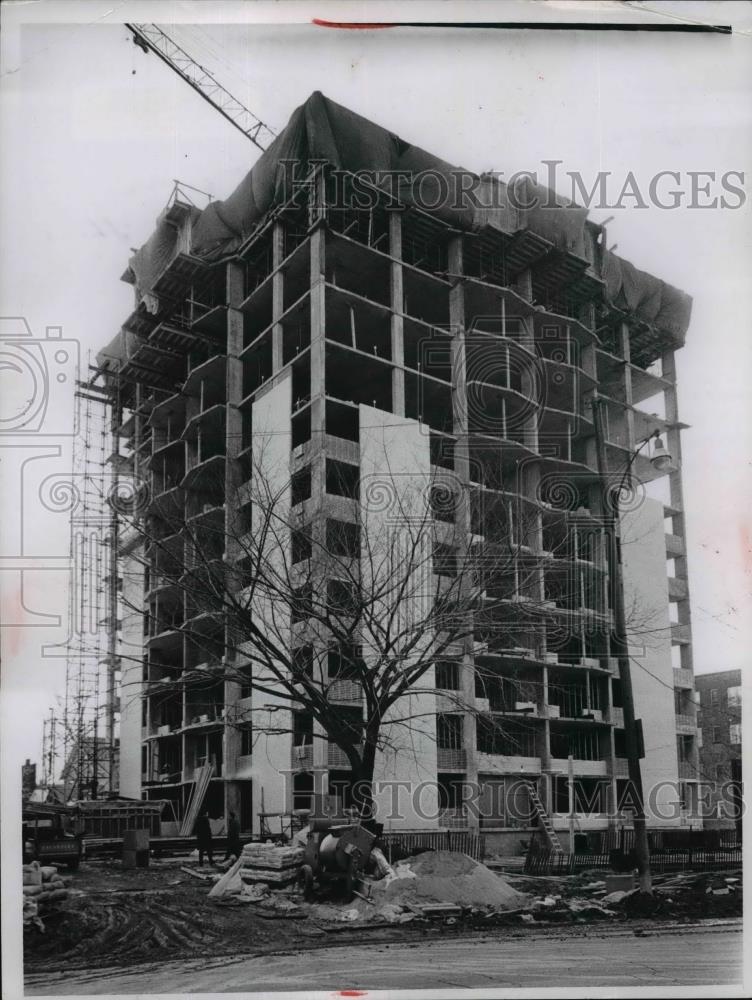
<box><xmin>601</xmin><ymin>249</ymin><xmax>691</xmax><ymax>348</ymax></box>
<box><xmin>123</xmin><ymin>204</ymin><xmax>202</xmax><ymax>306</ymax></box>
<box><xmin>126</xmin><ymin>90</ymin><xmax>691</xmax><ymax>347</ymax></box>
<box><xmin>96</xmin><ymin>328</ymin><xmax>140</xmax><ymax>373</ymax></box>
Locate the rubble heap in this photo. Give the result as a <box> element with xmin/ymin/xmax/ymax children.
<box><xmin>372</xmin><ymin>851</ymin><xmax>528</xmax><ymax>912</ymax></box>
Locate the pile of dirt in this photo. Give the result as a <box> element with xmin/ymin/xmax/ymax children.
<box><xmin>372</xmin><ymin>851</ymin><xmax>528</xmax><ymax>911</ymax></box>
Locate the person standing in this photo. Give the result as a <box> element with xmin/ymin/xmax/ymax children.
<box><xmin>195</xmin><ymin>809</ymin><xmax>214</xmax><ymax>866</ymax></box>
<box><xmin>224</xmin><ymin>810</ymin><xmax>242</xmax><ymax>862</ymax></box>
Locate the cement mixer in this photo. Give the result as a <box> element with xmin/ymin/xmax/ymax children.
<box><xmin>300</xmin><ymin>818</ymin><xmax>376</xmax><ymax>901</ymax></box>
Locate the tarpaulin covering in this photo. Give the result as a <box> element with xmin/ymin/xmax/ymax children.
<box><xmin>127</xmin><ymin>215</ymin><xmax>178</xmax><ymax>302</ymax></box>
<box><xmin>516</xmin><ymin>178</ymin><xmax>589</xmax><ymax>258</ymax></box>
<box><xmin>601</xmin><ymin>250</ymin><xmax>691</xmax><ymax>347</ymax></box>
<box><xmin>127</xmin><ymin>90</ymin><xmax>691</xmax><ymax>347</ymax></box>
<box><xmin>96</xmin><ymin>328</ymin><xmax>140</xmax><ymax>373</ymax></box>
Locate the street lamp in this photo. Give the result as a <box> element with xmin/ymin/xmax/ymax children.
<box><xmin>591</xmin><ymin>396</ymin><xmax>672</xmax><ymax>896</ymax></box>
<box><xmin>649</xmin><ymin>436</ymin><xmax>673</xmax><ymax>473</ymax></box>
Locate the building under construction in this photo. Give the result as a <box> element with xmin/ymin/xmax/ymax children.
<box><xmin>97</xmin><ymin>93</ymin><xmax>700</xmax><ymax>846</ymax></box>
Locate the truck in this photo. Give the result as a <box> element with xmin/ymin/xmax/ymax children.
<box><xmin>22</xmin><ymin>803</ymin><xmax>84</xmax><ymax>869</ymax></box>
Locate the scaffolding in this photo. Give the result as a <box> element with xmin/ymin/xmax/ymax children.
<box><xmin>53</xmin><ymin>357</ymin><xmax>122</xmax><ymax>800</ymax></box>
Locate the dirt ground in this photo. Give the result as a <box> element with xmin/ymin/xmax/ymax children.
<box><xmin>23</xmin><ymin>857</ymin><xmax>743</xmax><ymax>977</ymax></box>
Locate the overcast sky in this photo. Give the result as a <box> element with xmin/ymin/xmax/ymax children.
<box><xmin>1</xmin><ymin>1</ymin><xmax>751</xmax><ymax>770</ymax></box>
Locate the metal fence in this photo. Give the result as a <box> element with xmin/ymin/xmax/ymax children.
<box><xmin>525</xmin><ymin>846</ymin><xmax>742</xmax><ymax>876</ymax></box>
<box><xmin>379</xmin><ymin>829</ymin><xmax>485</xmax><ymax>863</ymax></box>
<box><xmin>597</xmin><ymin>827</ymin><xmax>739</xmax><ymax>853</ymax></box>
<box><xmin>78</xmin><ymin>801</ymin><xmax>164</xmax><ymax>839</ymax></box>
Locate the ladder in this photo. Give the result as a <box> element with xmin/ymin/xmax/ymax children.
<box><xmin>526</xmin><ymin>780</ymin><xmax>564</xmax><ymax>853</ymax></box>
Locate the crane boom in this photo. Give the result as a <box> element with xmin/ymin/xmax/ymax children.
<box><xmin>126</xmin><ymin>23</ymin><xmax>276</xmax><ymax>151</ymax></box>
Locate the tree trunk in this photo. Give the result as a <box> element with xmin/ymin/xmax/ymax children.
<box><xmin>350</xmin><ymin>736</ymin><xmax>378</xmax><ymax>824</ymax></box>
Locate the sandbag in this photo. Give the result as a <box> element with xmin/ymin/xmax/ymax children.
<box><xmin>23</xmin><ymin>861</ymin><xmax>42</xmax><ymax>887</ymax></box>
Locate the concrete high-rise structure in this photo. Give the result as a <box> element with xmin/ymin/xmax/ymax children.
<box><xmin>99</xmin><ymin>93</ymin><xmax>699</xmax><ymax>845</ymax></box>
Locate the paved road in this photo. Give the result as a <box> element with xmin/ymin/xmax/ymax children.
<box><xmin>25</xmin><ymin>925</ymin><xmax>744</xmax><ymax>995</ymax></box>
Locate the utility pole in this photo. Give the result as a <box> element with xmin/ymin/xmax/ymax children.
<box><xmin>591</xmin><ymin>395</ymin><xmax>653</xmax><ymax>895</ymax></box>
<box><xmin>567</xmin><ymin>754</ymin><xmax>575</xmax><ymax>851</ymax></box>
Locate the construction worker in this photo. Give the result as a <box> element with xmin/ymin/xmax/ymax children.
<box><xmin>223</xmin><ymin>810</ymin><xmax>241</xmax><ymax>862</ymax></box>
<box><xmin>195</xmin><ymin>809</ymin><xmax>214</xmax><ymax>866</ymax></box>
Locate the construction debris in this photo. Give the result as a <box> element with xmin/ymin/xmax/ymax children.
<box><xmin>180</xmin><ymin>866</ymin><xmax>215</xmax><ymax>882</ymax></box>
<box><xmin>209</xmin><ymin>843</ymin><xmax>304</xmax><ymax>901</ymax></box>
<box><xmin>193</xmin><ymin>842</ymin><xmax>747</xmax><ymax>931</ymax></box>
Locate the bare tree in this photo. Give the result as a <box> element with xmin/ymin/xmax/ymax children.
<box><xmin>116</xmin><ymin>429</ymin><xmax>579</xmax><ymax>813</ymax></box>
<box><xmin>109</xmin><ymin>418</ymin><xmax>665</xmax><ymax>824</ymax></box>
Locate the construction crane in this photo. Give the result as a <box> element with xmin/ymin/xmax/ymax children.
<box><xmin>125</xmin><ymin>23</ymin><xmax>277</xmax><ymax>151</ymax></box>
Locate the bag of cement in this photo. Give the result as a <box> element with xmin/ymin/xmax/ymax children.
<box><xmin>383</xmin><ymin>864</ymin><xmax>416</xmax><ymax>887</ymax></box>
<box><xmin>208</xmin><ymin>856</ymin><xmax>244</xmax><ymax>899</ymax></box>
<box><xmin>40</xmin><ymin>866</ymin><xmax>59</xmax><ymax>882</ymax></box>
<box><xmin>48</xmin><ymin>888</ymin><xmax>68</xmax><ymax>902</ymax></box>
<box><xmin>23</xmin><ymin>862</ymin><xmax>42</xmax><ymax>887</ymax></box>
<box><xmin>23</xmin><ymin>884</ymin><xmax>43</xmax><ymax>898</ymax></box>
<box><xmin>23</xmin><ymin>897</ymin><xmax>44</xmax><ymax>932</ymax></box>
<box><xmin>370</xmin><ymin>847</ymin><xmax>394</xmax><ymax>879</ymax></box>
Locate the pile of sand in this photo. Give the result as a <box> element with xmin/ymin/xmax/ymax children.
<box><xmin>371</xmin><ymin>851</ymin><xmax>528</xmax><ymax>911</ymax></box>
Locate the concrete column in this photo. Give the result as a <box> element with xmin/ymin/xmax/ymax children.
<box><xmin>619</xmin><ymin>322</ymin><xmax>636</xmax><ymax>451</ymax></box>
<box><xmin>389</xmin><ymin>212</ymin><xmax>405</xmax><ymax>416</ymax></box>
<box><xmin>224</xmin><ymin>260</ymin><xmax>246</xmax><ymax>816</ymax></box>
<box><xmin>661</xmin><ymin>349</ymin><xmax>693</xmax><ymax>673</ymax></box>
<box><xmin>448</xmin><ymin>234</ymin><xmax>479</xmax><ymax>821</ymax></box>
<box><xmin>516</xmin><ymin>268</ymin><xmax>533</xmax><ymax>304</ymax></box>
<box><xmin>308</xmin><ymin>179</ymin><xmax>330</xmax><ymax>787</ymax></box>
<box><xmin>272</xmin><ymin>221</ymin><xmax>285</xmax><ymax>372</ymax></box>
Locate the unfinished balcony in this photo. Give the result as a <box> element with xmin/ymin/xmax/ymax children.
<box><xmin>184</xmin><ymin>685</ymin><xmax>225</xmax><ymax>732</ymax></box>
<box><xmin>673</xmin><ymin>667</ymin><xmax>694</xmax><ymax>690</ymax></box>
<box><xmin>549</xmin><ymin>725</ymin><xmax>610</xmax><ymax>777</ymax></box>
<box><xmin>475</xmin><ymin>716</ymin><xmax>541</xmax><ymax>775</ymax></box>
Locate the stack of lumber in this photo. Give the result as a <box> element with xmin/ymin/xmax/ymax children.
<box><xmin>238</xmin><ymin>843</ymin><xmax>304</xmax><ymax>887</ymax></box>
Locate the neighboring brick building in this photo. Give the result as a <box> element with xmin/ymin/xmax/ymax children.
<box><xmin>695</xmin><ymin>669</ymin><xmax>742</xmax><ymax>831</ymax></box>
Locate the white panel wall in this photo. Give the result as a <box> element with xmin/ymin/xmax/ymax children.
<box><xmin>621</xmin><ymin>495</ymin><xmax>681</xmax><ymax>826</ymax></box>
<box><xmin>247</xmin><ymin>373</ymin><xmax>293</xmax><ymax>833</ymax></box>
<box><xmin>359</xmin><ymin>405</ymin><xmax>439</xmax><ymax>830</ymax></box>
<box><xmin>119</xmin><ymin>549</ymin><xmax>145</xmax><ymax>798</ymax></box>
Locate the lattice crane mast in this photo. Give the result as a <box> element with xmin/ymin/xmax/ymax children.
<box><xmin>126</xmin><ymin>23</ymin><xmax>277</xmax><ymax>151</ymax></box>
